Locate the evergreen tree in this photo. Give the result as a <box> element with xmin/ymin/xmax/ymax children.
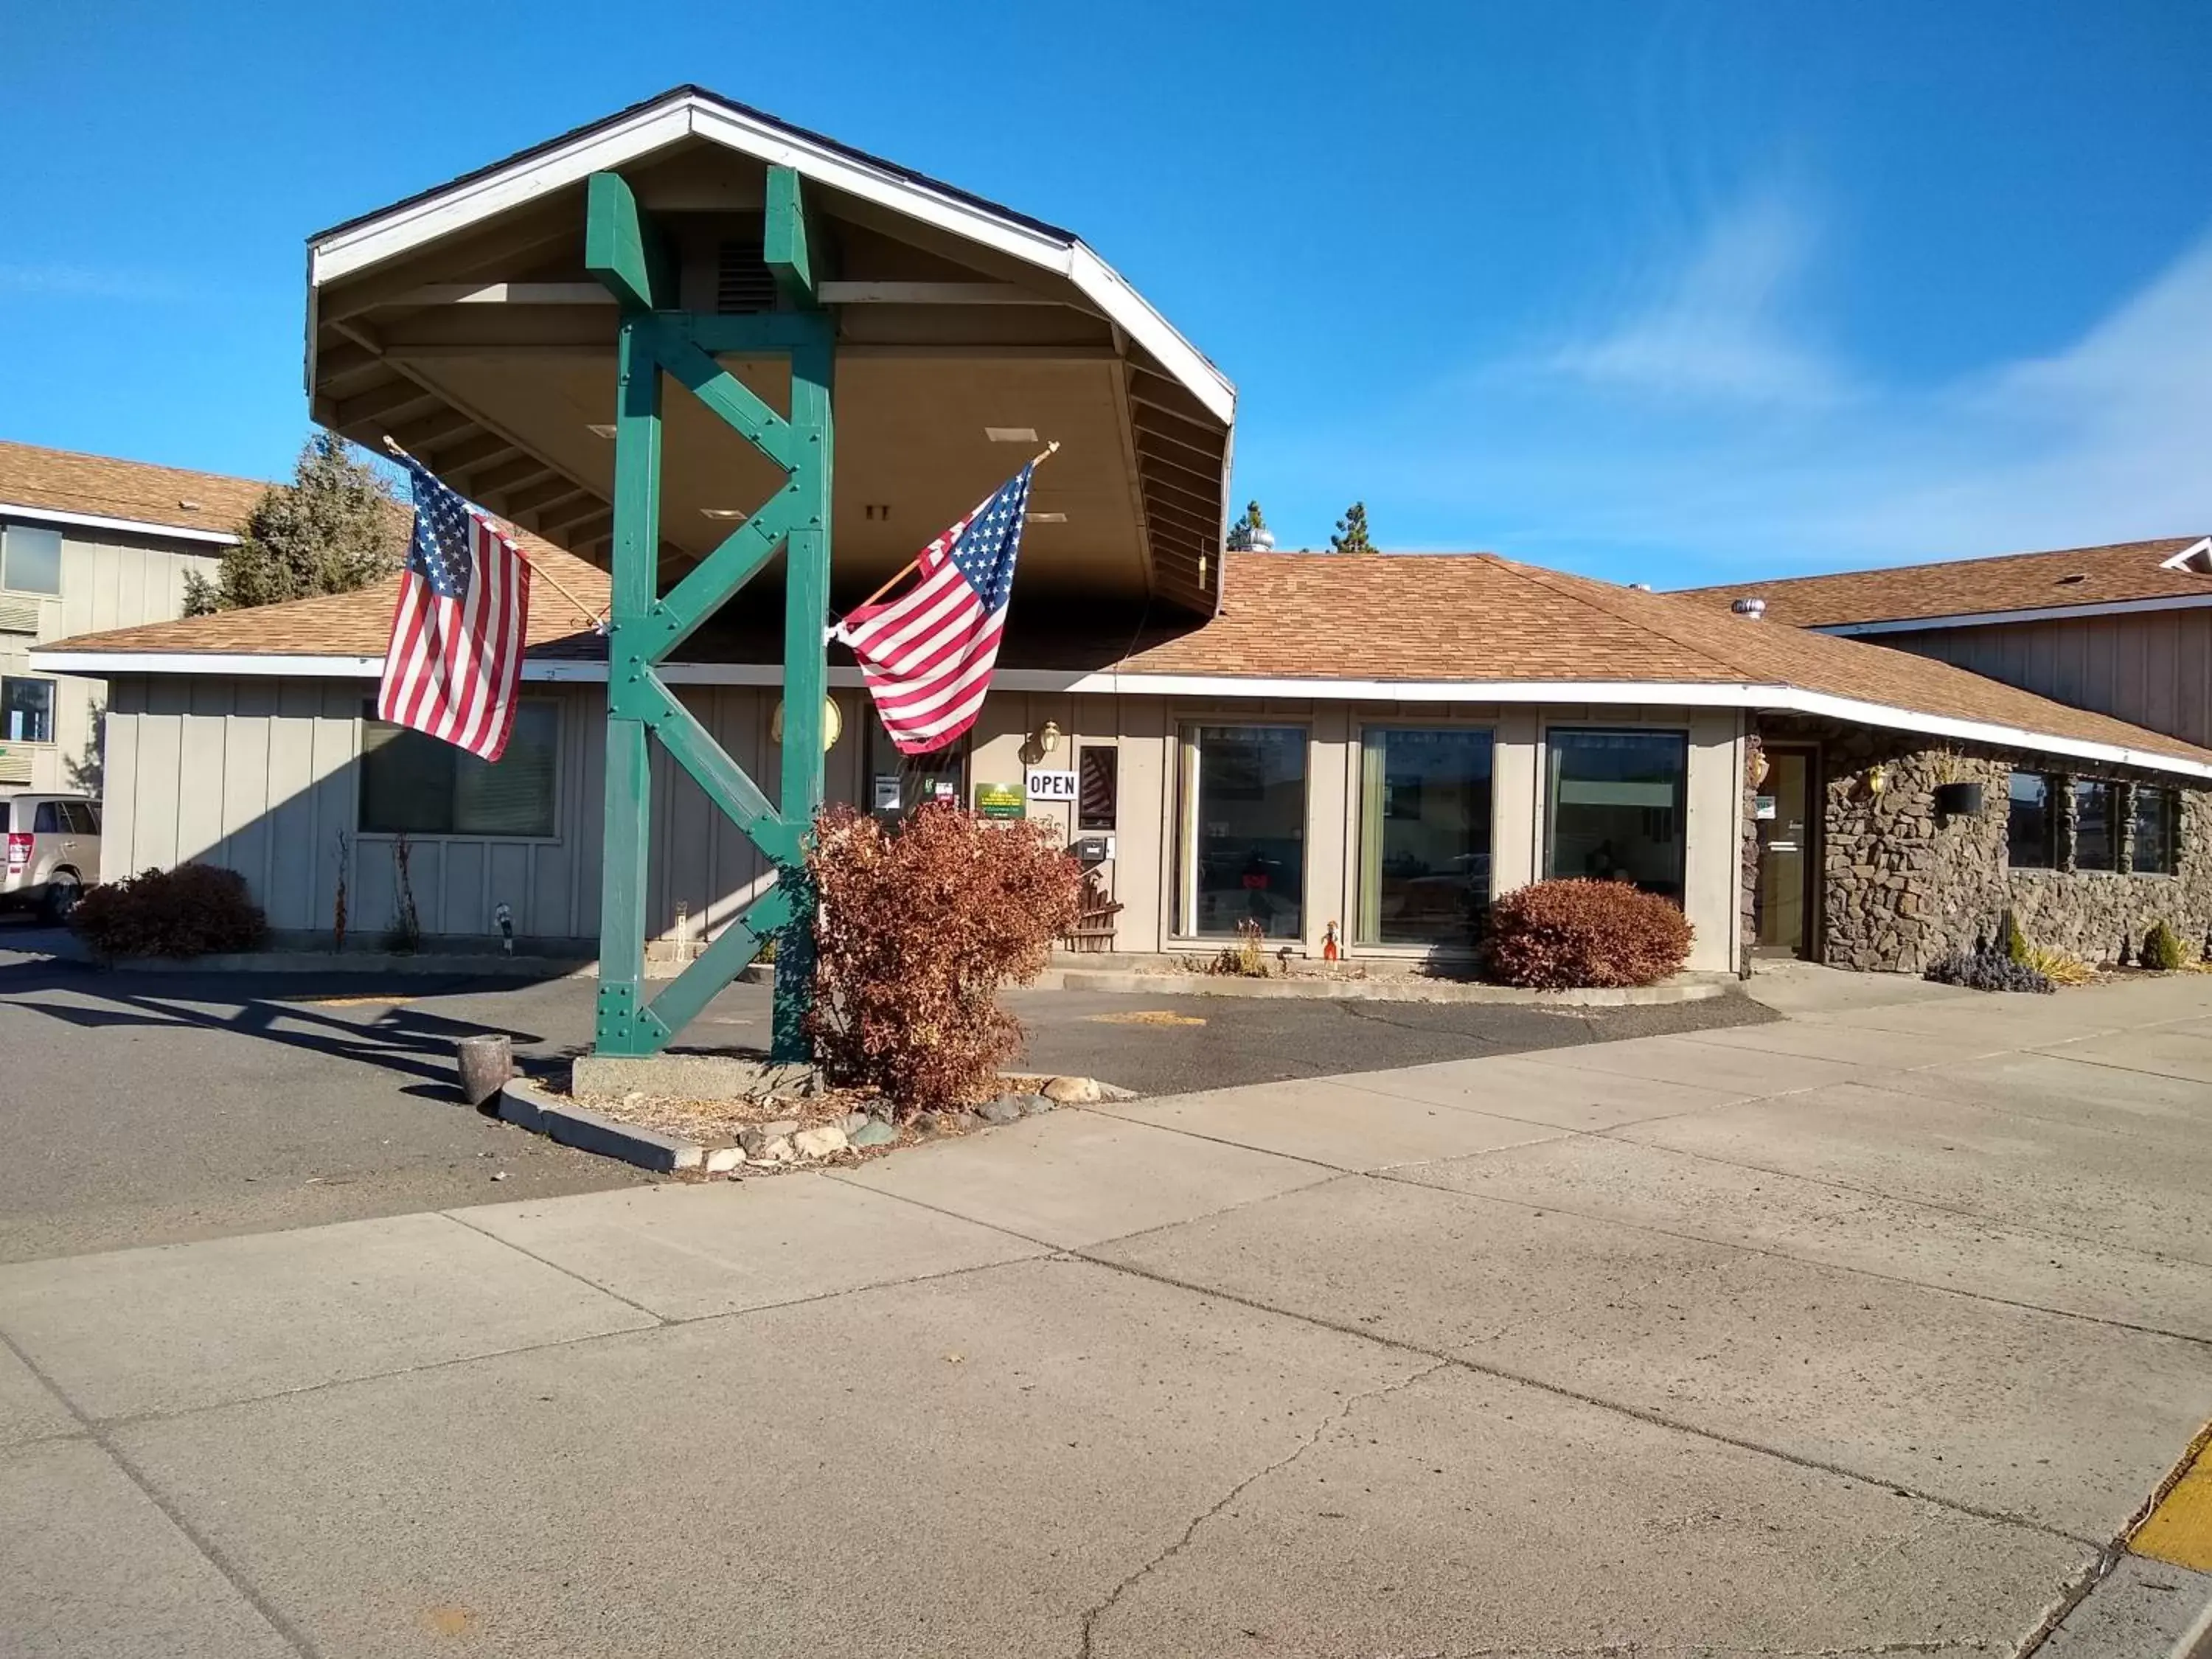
<box><xmin>1225</xmin><ymin>500</ymin><xmax>1269</xmax><ymax>552</ymax></box>
<box><xmin>184</xmin><ymin>434</ymin><xmax>402</xmax><ymax>615</ymax></box>
<box><xmin>1329</xmin><ymin>501</ymin><xmax>1374</xmax><ymax>554</ymax></box>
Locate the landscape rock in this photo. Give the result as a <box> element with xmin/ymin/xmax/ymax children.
<box><xmin>849</xmin><ymin>1119</ymin><xmax>897</xmax><ymax>1149</ymax></box>
<box><xmin>974</xmin><ymin>1097</ymin><xmax>1024</xmax><ymax>1125</ymax></box>
<box><xmin>1013</xmin><ymin>1093</ymin><xmax>1055</xmax><ymax>1116</ymax></box>
<box><xmin>738</xmin><ymin>1119</ymin><xmax>802</xmax><ymax>1157</ymax></box>
<box><xmin>1041</xmin><ymin>1075</ymin><xmax>1101</xmax><ymax>1105</ymax></box>
<box><xmin>791</xmin><ymin>1124</ymin><xmax>849</xmax><ymax>1160</ymax></box>
<box><xmin>913</xmin><ymin>1111</ymin><xmax>942</xmax><ymax>1138</ymax></box>
<box><xmin>841</xmin><ymin>1110</ymin><xmax>874</xmax><ymax>1135</ymax></box>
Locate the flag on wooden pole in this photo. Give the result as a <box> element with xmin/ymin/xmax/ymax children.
<box><xmin>832</xmin><ymin>462</ymin><xmax>1034</xmax><ymax>755</ymax></box>
<box><xmin>377</xmin><ymin>456</ymin><xmax>533</xmax><ymax>762</ymax></box>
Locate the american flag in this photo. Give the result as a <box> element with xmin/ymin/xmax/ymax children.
<box><xmin>834</xmin><ymin>465</ymin><xmax>1032</xmax><ymax>755</ymax></box>
<box><xmin>378</xmin><ymin>456</ymin><xmax>534</xmax><ymax>762</ymax></box>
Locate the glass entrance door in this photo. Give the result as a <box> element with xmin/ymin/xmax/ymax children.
<box><xmin>1754</xmin><ymin>748</ymin><xmax>1814</xmax><ymax>955</ymax></box>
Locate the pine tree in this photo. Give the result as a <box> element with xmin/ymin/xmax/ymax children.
<box><xmin>183</xmin><ymin>434</ymin><xmax>402</xmax><ymax>615</ymax></box>
<box><xmin>1329</xmin><ymin>501</ymin><xmax>1374</xmax><ymax>554</ymax></box>
<box><xmin>1225</xmin><ymin>500</ymin><xmax>1269</xmax><ymax>552</ymax></box>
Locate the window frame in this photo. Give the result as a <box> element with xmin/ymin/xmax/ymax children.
<box><xmin>0</xmin><ymin>675</ymin><xmax>58</xmax><ymax>746</ymax></box>
<box><xmin>1076</xmin><ymin>745</ymin><xmax>1119</xmax><ymax>833</ymax></box>
<box><xmin>2072</xmin><ymin>777</ymin><xmax>2120</xmax><ymax>872</ymax></box>
<box><xmin>355</xmin><ymin>699</ymin><xmax>565</xmax><ymax>843</ymax></box>
<box><xmin>2006</xmin><ymin>771</ymin><xmax>2057</xmax><ymax>871</ymax></box>
<box><xmin>0</xmin><ymin>522</ymin><xmax>63</xmax><ymax>597</ymax></box>
<box><xmin>1540</xmin><ymin>723</ymin><xmax>1691</xmax><ymax>905</ymax></box>
<box><xmin>2131</xmin><ymin>784</ymin><xmax>2183</xmax><ymax>877</ymax></box>
<box><xmin>1354</xmin><ymin>720</ymin><xmax>1498</xmax><ymax>950</ymax></box>
<box><xmin>1173</xmin><ymin>720</ymin><xmax>1312</xmax><ymax>942</ymax></box>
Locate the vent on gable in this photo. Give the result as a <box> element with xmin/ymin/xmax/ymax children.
<box><xmin>2157</xmin><ymin>537</ymin><xmax>2212</xmax><ymax>575</ymax></box>
<box><xmin>715</xmin><ymin>240</ymin><xmax>776</xmax><ymax>314</ymax></box>
<box><xmin>0</xmin><ymin>596</ymin><xmax>41</xmax><ymax>636</ymax></box>
<box><xmin>0</xmin><ymin>748</ymin><xmax>30</xmax><ymax>787</ymax></box>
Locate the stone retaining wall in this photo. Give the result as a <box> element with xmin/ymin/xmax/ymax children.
<box><xmin>1756</xmin><ymin>716</ymin><xmax>2212</xmax><ymax>971</ymax></box>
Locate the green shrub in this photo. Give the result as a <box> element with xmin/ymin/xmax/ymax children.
<box><xmin>1484</xmin><ymin>878</ymin><xmax>1693</xmax><ymax>990</ymax></box>
<box><xmin>71</xmin><ymin>865</ymin><xmax>268</xmax><ymax>959</ymax></box>
<box><xmin>1925</xmin><ymin>950</ymin><xmax>2054</xmax><ymax>995</ymax></box>
<box><xmin>2143</xmin><ymin>919</ymin><xmax>2188</xmax><ymax>971</ymax></box>
<box><xmin>805</xmin><ymin>804</ymin><xmax>1082</xmax><ymax>1116</ymax></box>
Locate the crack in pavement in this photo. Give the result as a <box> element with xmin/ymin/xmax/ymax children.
<box><xmin>1073</xmin><ymin>1355</ymin><xmax>1454</xmax><ymax>1659</ymax></box>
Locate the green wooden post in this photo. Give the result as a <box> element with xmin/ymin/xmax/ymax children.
<box><xmin>594</xmin><ymin>318</ymin><xmax>663</xmax><ymax>1054</ymax></box>
<box><xmin>772</xmin><ymin>325</ymin><xmax>834</xmax><ymax>1061</ymax></box>
<box><xmin>583</xmin><ymin>168</ymin><xmax>837</xmax><ymax>1061</ymax></box>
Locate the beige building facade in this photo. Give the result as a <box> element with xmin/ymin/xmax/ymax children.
<box><xmin>95</xmin><ymin>672</ymin><xmax>1752</xmax><ymax>973</ymax></box>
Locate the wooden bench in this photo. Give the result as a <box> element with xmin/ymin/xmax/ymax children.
<box><xmin>1060</xmin><ymin>869</ymin><xmax>1124</xmax><ymax>953</ymax></box>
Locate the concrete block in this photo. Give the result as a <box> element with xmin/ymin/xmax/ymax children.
<box><xmin>2038</xmin><ymin>1554</ymin><xmax>2212</xmax><ymax>1656</ymax></box>
<box><xmin>498</xmin><ymin>1078</ymin><xmax>705</xmax><ymax>1174</ymax></box>
<box><xmin>570</xmin><ymin>1053</ymin><xmax>816</xmax><ymax>1101</ymax></box>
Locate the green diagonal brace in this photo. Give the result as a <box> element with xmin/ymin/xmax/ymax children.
<box><xmin>588</xmin><ymin>167</ymin><xmax>835</xmax><ymax>1061</ymax></box>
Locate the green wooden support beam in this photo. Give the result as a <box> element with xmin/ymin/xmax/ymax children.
<box><xmin>642</xmin><ymin>486</ymin><xmax>802</xmax><ymax>660</ymax></box>
<box><xmin>669</xmin><ymin>313</ymin><xmax>831</xmax><ymax>354</ymax></box>
<box><xmin>764</xmin><ymin>166</ymin><xmax>815</xmax><ymax>307</ymax></box>
<box><xmin>652</xmin><ymin>330</ymin><xmax>797</xmax><ymax>470</ymax></box>
<box><xmin>619</xmin><ymin>672</ymin><xmax>799</xmax><ymax>863</ymax></box>
<box><xmin>585</xmin><ymin>172</ymin><xmax>672</xmax><ymax>313</ymax></box>
<box><xmin>627</xmin><ymin>885</ymin><xmax>796</xmax><ymax>1051</ymax></box>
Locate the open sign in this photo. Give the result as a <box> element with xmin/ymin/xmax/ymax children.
<box><xmin>1025</xmin><ymin>768</ymin><xmax>1077</xmax><ymax>801</ymax></box>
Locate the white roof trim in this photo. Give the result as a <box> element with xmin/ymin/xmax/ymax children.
<box><xmin>2157</xmin><ymin>535</ymin><xmax>2212</xmax><ymax>573</ymax></box>
<box><xmin>1821</xmin><ymin>589</ymin><xmax>2212</xmax><ymax>636</ymax></box>
<box><xmin>309</xmin><ymin>91</ymin><xmax>1234</xmax><ymax>427</ymax></box>
<box><xmin>0</xmin><ymin>501</ymin><xmax>239</xmax><ymax>548</ymax></box>
<box><xmin>36</xmin><ymin>653</ymin><xmax>2212</xmax><ymax>779</ymax></box>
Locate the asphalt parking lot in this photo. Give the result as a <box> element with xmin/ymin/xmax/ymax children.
<box><xmin>0</xmin><ymin>920</ymin><xmax>1767</xmax><ymax>1262</ymax></box>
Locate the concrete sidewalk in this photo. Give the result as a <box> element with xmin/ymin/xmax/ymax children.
<box><xmin>4</xmin><ymin>967</ymin><xmax>2211</xmax><ymax>1656</ymax></box>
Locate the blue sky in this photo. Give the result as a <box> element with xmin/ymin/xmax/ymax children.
<box><xmin>4</xmin><ymin>2</ymin><xmax>2209</xmax><ymax>587</ymax></box>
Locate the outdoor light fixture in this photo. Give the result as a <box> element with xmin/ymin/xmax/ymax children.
<box><xmin>1865</xmin><ymin>763</ymin><xmax>1889</xmax><ymax>796</ymax></box>
<box><xmin>984</xmin><ymin>425</ymin><xmax>1038</xmax><ymax>443</ymax></box>
<box><xmin>700</xmin><ymin>507</ymin><xmax>748</xmax><ymax>521</ymax></box>
<box><xmin>1030</xmin><ymin>512</ymin><xmax>1068</xmax><ymax>524</ymax></box>
<box><xmin>771</xmin><ymin>696</ymin><xmax>844</xmax><ymax>751</ymax></box>
<box><xmin>1038</xmin><ymin>720</ymin><xmax>1062</xmax><ymax>756</ymax></box>
<box><xmin>587</xmin><ymin>423</ymin><xmax>617</xmax><ymax>439</ymax></box>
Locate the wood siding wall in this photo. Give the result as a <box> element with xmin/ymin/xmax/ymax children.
<box><xmin>1871</xmin><ymin>609</ymin><xmax>2212</xmax><ymax>749</ymax></box>
<box><xmin>100</xmin><ymin>679</ymin><xmax>1745</xmax><ymax>971</ymax></box>
<box><xmin>0</xmin><ymin>522</ymin><xmax>221</xmax><ymax>792</ymax></box>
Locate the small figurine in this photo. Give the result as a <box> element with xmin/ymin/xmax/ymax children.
<box><xmin>1322</xmin><ymin>919</ymin><xmax>1340</xmax><ymax>962</ymax></box>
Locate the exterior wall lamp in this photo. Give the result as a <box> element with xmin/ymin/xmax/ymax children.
<box><xmin>1865</xmin><ymin>763</ymin><xmax>1888</xmax><ymax>797</ymax></box>
<box><xmin>1022</xmin><ymin>720</ymin><xmax>1063</xmax><ymax>766</ymax></box>
<box><xmin>771</xmin><ymin>696</ymin><xmax>844</xmax><ymax>751</ymax></box>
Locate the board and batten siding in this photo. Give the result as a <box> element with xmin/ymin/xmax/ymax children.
<box><xmin>1870</xmin><ymin>608</ymin><xmax>2212</xmax><ymax>751</ymax></box>
<box><xmin>1</xmin><ymin>524</ymin><xmax>221</xmax><ymax>792</ymax></box>
<box><xmin>100</xmin><ymin>676</ymin><xmax>1746</xmax><ymax>972</ymax></box>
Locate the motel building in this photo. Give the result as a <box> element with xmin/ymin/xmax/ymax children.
<box><xmin>27</xmin><ymin>88</ymin><xmax>2212</xmax><ymax>1040</ymax></box>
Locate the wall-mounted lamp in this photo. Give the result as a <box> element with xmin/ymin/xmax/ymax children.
<box><xmin>1865</xmin><ymin>763</ymin><xmax>1888</xmax><ymax>797</ymax></box>
<box><xmin>1749</xmin><ymin>748</ymin><xmax>1770</xmax><ymax>790</ymax></box>
<box><xmin>771</xmin><ymin>696</ymin><xmax>845</xmax><ymax>751</ymax></box>
<box><xmin>1021</xmin><ymin>720</ymin><xmax>1063</xmax><ymax>766</ymax></box>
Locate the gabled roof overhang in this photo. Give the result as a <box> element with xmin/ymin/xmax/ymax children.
<box><xmin>305</xmin><ymin>86</ymin><xmax>1232</xmax><ymax>615</ymax></box>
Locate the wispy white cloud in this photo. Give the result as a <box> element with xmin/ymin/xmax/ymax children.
<box><xmin>1537</xmin><ymin>192</ymin><xmax>1851</xmax><ymax>408</ymax></box>
<box><xmin>0</xmin><ymin>263</ymin><xmax>184</xmax><ymax>302</ymax></box>
<box><xmin>1293</xmin><ymin>205</ymin><xmax>2212</xmax><ymax>583</ymax></box>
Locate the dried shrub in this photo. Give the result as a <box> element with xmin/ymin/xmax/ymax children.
<box><xmin>805</xmin><ymin>804</ymin><xmax>1082</xmax><ymax>1116</ymax></box>
<box><xmin>2143</xmin><ymin>919</ymin><xmax>2188</xmax><ymax>972</ymax></box>
<box><xmin>1484</xmin><ymin>878</ymin><xmax>1693</xmax><ymax>990</ymax></box>
<box><xmin>71</xmin><ymin>865</ymin><xmax>268</xmax><ymax>959</ymax></box>
<box><xmin>1925</xmin><ymin>950</ymin><xmax>2054</xmax><ymax>994</ymax></box>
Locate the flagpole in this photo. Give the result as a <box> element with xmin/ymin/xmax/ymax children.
<box><xmin>845</xmin><ymin>440</ymin><xmax>1060</xmax><ymax>616</ymax></box>
<box><xmin>380</xmin><ymin>436</ymin><xmax>611</xmax><ymax>633</ymax></box>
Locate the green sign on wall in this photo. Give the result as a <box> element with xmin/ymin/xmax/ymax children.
<box><xmin>973</xmin><ymin>782</ymin><xmax>1025</xmax><ymax>820</ymax></box>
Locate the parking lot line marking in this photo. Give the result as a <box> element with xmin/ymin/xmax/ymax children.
<box><xmin>1086</xmin><ymin>1010</ymin><xmax>1206</xmax><ymax>1026</ymax></box>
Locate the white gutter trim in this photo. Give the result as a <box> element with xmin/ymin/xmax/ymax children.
<box><xmin>0</xmin><ymin>501</ymin><xmax>240</xmax><ymax>547</ymax></box>
<box><xmin>41</xmin><ymin>654</ymin><xmax>2212</xmax><ymax>779</ymax></box>
<box><xmin>1820</xmin><ymin>590</ymin><xmax>2212</xmax><ymax>636</ymax></box>
<box><xmin>307</xmin><ymin>93</ymin><xmax>1235</xmax><ymax>428</ymax></box>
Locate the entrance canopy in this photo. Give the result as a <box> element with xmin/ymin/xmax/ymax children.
<box><xmin>305</xmin><ymin>86</ymin><xmax>1232</xmax><ymax>616</ymax></box>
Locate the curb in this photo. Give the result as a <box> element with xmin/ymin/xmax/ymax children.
<box><xmin>1035</xmin><ymin>969</ymin><xmax>1731</xmax><ymax>1006</ymax></box>
<box><xmin>497</xmin><ymin>1076</ymin><xmax>739</xmax><ymax>1174</ymax></box>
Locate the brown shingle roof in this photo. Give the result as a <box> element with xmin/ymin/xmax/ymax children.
<box><xmin>1672</xmin><ymin>537</ymin><xmax>2212</xmax><ymax>627</ymax></box>
<box><xmin>0</xmin><ymin>439</ymin><xmax>271</xmax><ymax>536</ymax></box>
<box><xmin>38</xmin><ymin>549</ymin><xmax>2212</xmax><ymax>772</ymax></box>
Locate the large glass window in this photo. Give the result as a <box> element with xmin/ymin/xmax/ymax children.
<box><xmin>359</xmin><ymin>701</ymin><xmax>558</xmax><ymax>837</ymax></box>
<box><xmin>0</xmin><ymin>524</ymin><xmax>62</xmax><ymax>596</ymax></box>
<box><xmin>1180</xmin><ymin>724</ymin><xmax>1306</xmax><ymax>939</ymax></box>
<box><xmin>2133</xmin><ymin>786</ymin><xmax>2181</xmax><ymax>876</ymax></box>
<box><xmin>1</xmin><ymin>676</ymin><xmax>55</xmax><ymax>744</ymax></box>
<box><xmin>1358</xmin><ymin>726</ymin><xmax>1494</xmax><ymax>946</ymax></box>
<box><xmin>1545</xmin><ymin>728</ymin><xmax>1687</xmax><ymax>902</ymax></box>
<box><xmin>2073</xmin><ymin>779</ymin><xmax>2118</xmax><ymax>871</ymax></box>
<box><xmin>2007</xmin><ymin>771</ymin><xmax>2054</xmax><ymax>869</ymax></box>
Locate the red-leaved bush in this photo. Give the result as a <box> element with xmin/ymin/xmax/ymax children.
<box><xmin>805</xmin><ymin>804</ymin><xmax>1082</xmax><ymax>1116</ymax></box>
<box><xmin>71</xmin><ymin>864</ymin><xmax>269</xmax><ymax>959</ymax></box>
<box><xmin>1484</xmin><ymin>878</ymin><xmax>1692</xmax><ymax>990</ymax></box>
